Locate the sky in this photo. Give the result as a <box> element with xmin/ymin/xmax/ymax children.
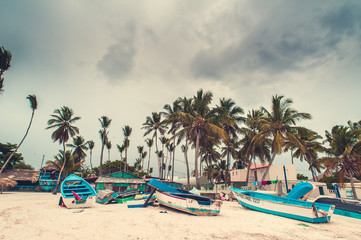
<box><xmin>1</xmin><ymin>0</ymin><xmax>361</xmax><ymax>179</ymax></box>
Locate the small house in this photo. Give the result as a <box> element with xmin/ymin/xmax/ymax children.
<box><xmin>95</xmin><ymin>172</ymin><xmax>146</xmax><ymax>192</ymax></box>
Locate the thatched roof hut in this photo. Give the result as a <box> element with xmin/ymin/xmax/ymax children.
<box><xmin>0</xmin><ymin>178</ymin><xmax>18</xmax><ymax>193</ymax></box>
<box><xmin>0</xmin><ymin>169</ymin><xmax>40</xmax><ymax>183</ymax></box>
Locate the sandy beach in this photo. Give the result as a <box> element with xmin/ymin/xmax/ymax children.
<box><xmin>0</xmin><ymin>192</ymin><xmax>360</xmax><ymax>240</ymax></box>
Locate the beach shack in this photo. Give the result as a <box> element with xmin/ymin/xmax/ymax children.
<box><xmin>0</xmin><ymin>169</ymin><xmax>40</xmax><ymax>191</ymax></box>
<box><xmin>95</xmin><ymin>172</ymin><xmax>146</xmax><ymax>192</ymax></box>
<box><xmin>39</xmin><ymin>164</ymin><xmax>60</xmax><ymax>192</ymax></box>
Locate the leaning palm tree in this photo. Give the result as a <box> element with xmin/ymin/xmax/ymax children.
<box><xmin>0</xmin><ymin>46</ymin><xmax>12</xmax><ymax>94</ymax></box>
<box><xmin>0</xmin><ymin>95</ymin><xmax>38</xmax><ymax>175</ymax></box>
<box><xmin>145</xmin><ymin>138</ymin><xmax>153</xmax><ymax>173</ymax></box>
<box><xmin>123</xmin><ymin>125</ymin><xmax>132</xmax><ymax>172</ymax></box>
<box><xmin>254</xmin><ymin>95</ymin><xmax>311</xmax><ymax>187</ymax></box>
<box><xmin>87</xmin><ymin>140</ymin><xmax>95</xmax><ymax>172</ymax></box>
<box><xmin>142</xmin><ymin>112</ymin><xmax>167</xmax><ymax>177</ymax></box>
<box><xmin>98</xmin><ymin>116</ymin><xmax>112</xmax><ymax>176</ymax></box>
<box><xmin>46</xmin><ymin>106</ymin><xmax>80</xmax><ymax>194</ymax></box>
<box><xmin>320</xmin><ymin>125</ymin><xmax>361</xmax><ymax>199</ymax></box>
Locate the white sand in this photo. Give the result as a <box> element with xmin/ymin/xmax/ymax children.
<box><xmin>0</xmin><ymin>192</ymin><xmax>360</xmax><ymax>240</ymax></box>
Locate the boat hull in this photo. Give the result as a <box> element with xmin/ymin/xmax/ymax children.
<box><xmin>62</xmin><ymin>196</ymin><xmax>96</xmax><ymax>209</ymax></box>
<box><xmin>156</xmin><ymin>191</ymin><xmax>221</xmax><ymax>216</ymax></box>
<box><xmin>60</xmin><ymin>174</ymin><xmax>97</xmax><ymax>209</ymax></box>
<box><xmin>315</xmin><ymin>196</ymin><xmax>361</xmax><ymax>220</ymax></box>
<box><xmin>230</xmin><ymin>187</ymin><xmax>334</xmax><ymax>223</ymax></box>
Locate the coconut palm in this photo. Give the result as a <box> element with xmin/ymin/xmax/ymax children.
<box><xmin>47</xmin><ymin>150</ymin><xmax>78</xmax><ymax>179</ymax></box>
<box><xmin>320</xmin><ymin>125</ymin><xmax>361</xmax><ymax>199</ymax></box>
<box><xmin>213</xmin><ymin>98</ymin><xmax>245</xmax><ymax>185</ymax></box>
<box><xmin>106</xmin><ymin>140</ymin><xmax>112</xmax><ymax>162</ymax></box>
<box><xmin>117</xmin><ymin>144</ymin><xmax>125</xmax><ymax>160</ymax></box>
<box><xmin>0</xmin><ymin>46</ymin><xmax>12</xmax><ymax>93</ymax></box>
<box><xmin>287</xmin><ymin>129</ymin><xmax>324</xmax><ymax>181</ymax></box>
<box><xmin>123</xmin><ymin>125</ymin><xmax>132</xmax><ymax>172</ymax></box>
<box><xmin>173</xmin><ymin>89</ymin><xmax>228</xmax><ymax>189</ymax></box>
<box><xmin>98</xmin><ymin>116</ymin><xmax>111</xmax><ymax>176</ymax></box>
<box><xmin>66</xmin><ymin>136</ymin><xmax>88</xmax><ymax>165</ymax></box>
<box><xmin>145</xmin><ymin>138</ymin><xmax>153</xmax><ymax>173</ymax></box>
<box><xmin>142</xmin><ymin>112</ymin><xmax>167</xmax><ymax>177</ymax></box>
<box><xmin>46</xmin><ymin>106</ymin><xmax>80</xmax><ymax>194</ymax></box>
<box><xmin>137</xmin><ymin>145</ymin><xmax>144</xmax><ymax>170</ymax></box>
<box><xmin>0</xmin><ymin>95</ymin><xmax>38</xmax><ymax>175</ymax></box>
<box><xmin>255</xmin><ymin>95</ymin><xmax>311</xmax><ymax>187</ymax></box>
<box><xmin>159</xmin><ymin>136</ymin><xmax>168</xmax><ymax>178</ymax></box>
<box><xmin>239</xmin><ymin>109</ymin><xmax>271</xmax><ymax>183</ymax></box>
<box><xmin>87</xmin><ymin>140</ymin><xmax>95</xmax><ymax>172</ymax></box>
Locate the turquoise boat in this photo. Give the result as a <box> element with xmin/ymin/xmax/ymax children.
<box><xmin>38</xmin><ymin>170</ymin><xmax>59</xmax><ymax>192</ymax></box>
<box><xmin>148</xmin><ymin>179</ymin><xmax>222</xmax><ymax>216</ymax></box>
<box><xmin>230</xmin><ymin>187</ymin><xmax>335</xmax><ymax>223</ymax></box>
<box><xmin>60</xmin><ymin>174</ymin><xmax>97</xmax><ymax>209</ymax></box>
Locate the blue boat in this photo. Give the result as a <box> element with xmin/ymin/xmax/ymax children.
<box><xmin>148</xmin><ymin>179</ymin><xmax>222</xmax><ymax>216</ymax></box>
<box><xmin>60</xmin><ymin>174</ymin><xmax>97</xmax><ymax>208</ymax></box>
<box><xmin>230</xmin><ymin>187</ymin><xmax>335</xmax><ymax>223</ymax></box>
<box><xmin>96</xmin><ymin>189</ymin><xmax>119</xmax><ymax>204</ymax></box>
<box><xmin>38</xmin><ymin>170</ymin><xmax>59</xmax><ymax>192</ymax></box>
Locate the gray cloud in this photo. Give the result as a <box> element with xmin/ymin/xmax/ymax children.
<box><xmin>96</xmin><ymin>22</ymin><xmax>137</xmax><ymax>81</ymax></box>
<box><xmin>191</xmin><ymin>2</ymin><xmax>361</xmax><ymax>79</ymax></box>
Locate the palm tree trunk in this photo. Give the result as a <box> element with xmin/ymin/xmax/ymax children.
<box><xmin>89</xmin><ymin>150</ymin><xmax>93</xmax><ymax>172</ymax></box>
<box><xmin>195</xmin><ymin>130</ymin><xmax>201</xmax><ymax>189</ymax></box>
<box><xmin>348</xmin><ymin>170</ymin><xmax>358</xmax><ymax>200</ymax></box>
<box><xmin>99</xmin><ymin>142</ymin><xmax>105</xmax><ymax>176</ymax></box>
<box><xmin>184</xmin><ymin>139</ymin><xmax>190</xmax><ymax>190</ymax></box>
<box><xmin>124</xmin><ymin>146</ymin><xmax>128</xmax><ymax>172</ymax></box>
<box><xmin>0</xmin><ymin>111</ymin><xmax>35</xmax><ymax>175</ymax></box>
<box><xmin>171</xmin><ymin>138</ymin><xmax>175</xmax><ymax>182</ymax></box>
<box><xmin>147</xmin><ymin>146</ymin><xmax>152</xmax><ymax>174</ymax></box>
<box><xmin>53</xmin><ymin>142</ymin><xmax>66</xmax><ymax>194</ymax></box>
<box><xmin>245</xmin><ymin>154</ymin><xmax>252</xmax><ymax>183</ymax></box>
<box><xmin>259</xmin><ymin>152</ymin><xmax>277</xmax><ymax>188</ymax></box>
<box><xmin>225</xmin><ymin>149</ymin><xmax>230</xmax><ymax>186</ymax></box>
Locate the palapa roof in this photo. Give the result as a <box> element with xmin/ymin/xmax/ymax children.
<box><xmin>0</xmin><ymin>169</ymin><xmax>40</xmax><ymax>183</ymax></box>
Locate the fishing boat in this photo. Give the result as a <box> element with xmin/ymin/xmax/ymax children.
<box><xmin>148</xmin><ymin>179</ymin><xmax>222</xmax><ymax>216</ymax></box>
<box><xmin>314</xmin><ymin>196</ymin><xmax>361</xmax><ymax>219</ymax></box>
<box><xmin>60</xmin><ymin>174</ymin><xmax>97</xmax><ymax>209</ymax></box>
<box><xmin>38</xmin><ymin>170</ymin><xmax>59</xmax><ymax>192</ymax></box>
<box><xmin>96</xmin><ymin>189</ymin><xmax>119</xmax><ymax>204</ymax></box>
<box><xmin>230</xmin><ymin>187</ymin><xmax>335</xmax><ymax>223</ymax></box>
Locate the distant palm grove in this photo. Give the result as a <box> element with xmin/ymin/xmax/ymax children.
<box><xmin>1</xmin><ymin>45</ymin><xmax>360</xmax><ymax>199</ymax></box>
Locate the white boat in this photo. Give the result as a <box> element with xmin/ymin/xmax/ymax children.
<box><xmin>230</xmin><ymin>187</ymin><xmax>335</xmax><ymax>223</ymax></box>
<box><xmin>148</xmin><ymin>179</ymin><xmax>222</xmax><ymax>216</ymax></box>
<box><xmin>60</xmin><ymin>174</ymin><xmax>97</xmax><ymax>209</ymax></box>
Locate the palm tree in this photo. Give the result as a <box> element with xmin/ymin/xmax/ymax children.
<box><xmin>0</xmin><ymin>46</ymin><xmax>12</xmax><ymax>93</ymax></box>
<box><xmin>87</xmin><ymin>140</ymin><xmax>95</xmax><ymax>172</ymax></box>
<box><xmin>98</xmin><ymin>116</ymin><xmax>112</xmax><ymax>176</ymax></box>
<box><xmin>213</xmin><ymin>98</ymin><xmax>244</xmax><ymax>185</ymax></box>
<box><xmin>255</xmin><ymin>95</ymin><xmax>311</xmax><ymax>187</ymax></box>
<box><xmin>145</xmin><ymin>138</ymin><xmax>153</xmax><ymax>173</ymax></box>
<box><xmin>320</xmin><ymin>125</ymin><xmax>361</xmax><ymax>199</ymax></box>
<box><xmin>159</xmin><ymin>136</ymin><xmax>168</xmax><ymax>178</ymax></box>
<box><xmin>239</xmin><ymin>110</ymin><xmax>271</xmax><ymax>183</ymax></box>
<box><xmin>137</xmin><ymin>145</ymin><xmax>144</xmax><ymax>170</ymax></box>
<box><xmin>173</xmin><ymin>90</ymin><xmax>228</xmax><ymax>189</ymax></box>
<box><xmin>142</xmin><ymin>112</ymin><xmax>167</xmax><ymax>177</ymax></box>
<box><xmin>47</xmin><ymin>150</ymin><xmax>78</xmax><ymax>179</ymax></box>
<box><xmin>0</xmin><ymin>95</ymin><xmax>38</xmax><ymax>175</ymax></box>
<box><xmin>106</xmin><ymin>140</ymin><xmax>112</xmax><ymax>162</ymax></box>
<box><xmin>66</xmin><ymin>136</ymin><xmax>88</xmax><ymax>165</ymax></box>
<box><xmin>117</xmin><ymin>144</ymin><xmax>125</xmax><ymax>160</ymax></box>
<box><xmin>123</xmin><ymin>125</ymin><xmax>132</xmax><ymax>172</ymax></box>
<box><xmin>46</xmin><ymin>106</ymin><xmax>80</xmax><ymax>194</ymax></box>
<box><xmin>288</xmin><ymin>129</ymin><xmax>324</xmax><ymax>181</ymax></box>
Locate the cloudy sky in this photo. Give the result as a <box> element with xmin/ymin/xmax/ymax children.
<box><xmin>1</xmin><ymin>0</ymin><xmax>361</xmax><ymax>178</ymax></box>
